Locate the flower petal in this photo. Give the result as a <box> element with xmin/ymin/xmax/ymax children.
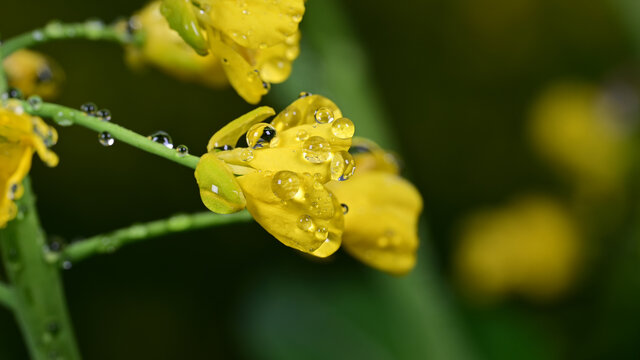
<box><xmin>238</xmin><ymin>171</ymin><xmax>343</xmax><ymax>257</ymax></box>
<box><xmin>255</xmin><ymin>32</ymin><xmax>300</xmax><ymax>84</ymax></box>
<box><xmin>271</xmin><ymin>94</ymin><xmax>343</xmax><ymax>131</ymax></box>
<box><xmin>326</xmin><ymin>172</ymin><xmax>422</xmax><ymax>275</ymax></box>
<box><xmin>206</xmin><ymin>106</ymin><xmax>275</xmax><ymax>151</ymax></box>
<box><xmin>3</xmin><ymin>49</ymin><xmax>64</xmax><ymax>100</ymax></box>
<box><xmin>205</xmin><ymin>0</ymin><xmax>305</xmax><ymax>49</ymax></box>
<box><xmin>195</xmin><ymin>152</ymin><xmax>246</xmax><ymax>214</ymax></box>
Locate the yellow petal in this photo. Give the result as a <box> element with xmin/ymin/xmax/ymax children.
<box><xmin>238</xmin><ymin>171</ymin><xmax>343</xmax><ymax>257</ymax></box>
<box><xmin>207</xmin><ymin>106</ymin><xmax>275</xmax><ymax>151</ymax></box>
<box><xmin>326</xmin><ymin>172</ymin><xmax>423</xmax><ymax>275</ymax></box>
<box><xmin>208</xmin><ymin>30</ymin><xmax>268</xmax><ymax>104</ymax></box>
<box><xmin>350</xmin><ymin>138</ymin><xmax>400</xmax><ymax>175</ymax></box>
<box><xmin>160</xmin><ymin>0</ymin><xmax>209</xmax><ymax>55</ymax></box>
<box><xmin>271</xmin><ymin>95</ymin><xmax>343</xmax><ymax>132</ymax></box>
<box><xmin>205</xmin><ymin>0</ymin><xmax>305</xmax><ymax>49</ymax></box>
<box><xmin>255</xmin><ymin>32</ymin><xmax>300</xmax><ymax>83</ymax></box>
<box><xmin>2</xmin><ymin>49</ymin><xmax>64</xmax><ymax>100</ymax></box>
<box><xmin>195</xmin><ymin>152</ymin><xmax>247</xmax><ymax>214</ymax></box>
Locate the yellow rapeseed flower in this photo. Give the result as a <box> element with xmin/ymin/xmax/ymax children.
<box><xmin>0</xmin><ymin>101</ymin><xmax>59</xmax><ymax>228</ymax></box>
<box><xmin>2</xmin><ymin>49</ymin><xmax>64</xmax><ymax>100</ymax></box>
<box><xmin>326</xmin><ymin>138</ymin><xmax>423</xmax><ymax>275</ymax></box>
<box><xmin>157</xmin><ymin>0</ymin><xmax>304</xmax><ymax>103</ymax></box>
<box><xmin>455</xmin><ymin>196</ymin><xmax>581</xmax><ymax>302</ymax></box>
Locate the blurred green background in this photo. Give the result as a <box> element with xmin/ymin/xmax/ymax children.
<box><xmin>2</xmin><ymin>0</ymin><xmax>640</xmax><ymax>359</ymax></box>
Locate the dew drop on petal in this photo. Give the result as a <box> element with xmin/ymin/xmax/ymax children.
<box><xmin>341</xmin><ymin>203</ymin><xmax>349</xmax><ymax>214</ymax></box>
<box><xmin>240</xmin><ymin>148</ymin><xmax>254</xmax><ymax>162</ymax></box>
<box><xmin>148</xmin><ymin>131</ymin><xmax>173</xmax><ymax>149</ymax></box>
<box><xmin>297</xmin><ymin>214</ymin><xmax>315</xmax><ymax>232</ymax></box>
<box><xmin>315</xmin><ymin>226</ymin><xmax>329</xmax><ymax>241</ymax></box>
<box><xmin>314</xmin><ymin>107</ymin><xmax>334</xmax><ymax>124</ymax></box>
<box><xmin>271</xmin><ymin>171</ymin><xmax>301</xmax><ymax>200</ymax></box>
<box><xmin>98</xmin><ymin>132</ymin><xmax>114</xmax><ymax>146</ymax></box>
<box><xmin>331</xmin><ymin>151</ymin><xmax>356</xmax><ymax>181</ymax></box>
<box><xmin>296</xmin><ymin>130</ymin><xmax>309</xmax><ymax>141</ymax></box>
<box><xmin>246</xmin><ymin>123</ymin><xmax>277</xmax><ymax>149</ymax></box>
<box><xmin>331</xmin><ymin>118</ymin><xmax>355</xmax><ymax>139</ymax></box>
<box><xmin>298</xmin><ymin>91</ymin><xmax>312</xmax><ymax>98</ymax></box>
<box><xmin>302</xmin><ymin>136</ymin><xmax>331</xmax><ymax>163</ymax></box>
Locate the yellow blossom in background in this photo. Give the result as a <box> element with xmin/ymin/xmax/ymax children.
<box><xmin>196</xmin><ymin>95</ymin><xmax>351</xmax><ymax>257</ymax></box>
<box><xmin>326</xmin><ymin>138</ymin><xmax>423</xmax><ymax>275</ymax></box>
<box><xmin>455</xmin><ymin>196</ymin><xmax>581</xmax><ymax>302</ymax></box>
<box><xmin>2</xmin><ymin>49</ymin><xmax>64</xmax><ymax>100</ymax></box>
<box><xmin>158</xmin><ymin>0</ymin><xmax>305</xmax><ymax>103</ymax></box>
<box><xmin>0</xmin><ymin>101</ymin><xmax>59</xmax><ymax>228</ymax></box>
<box><xmin>529</xmin><ymin>82</ymin><xmax>631</xmax><ymax>196</ymax></box>
<box><xmin>125</xmin><ymin>1</ymin><xmax>228</xmax><ymax>88</ymax></box>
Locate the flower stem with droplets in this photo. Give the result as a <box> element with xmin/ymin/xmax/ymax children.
<box><xmin>0</xmin><ymin>177</ymin><xmax>81</xmax><ymax>360</ymax></box>
<box><xmin>58</xmin><ymin>210</ymin><xmax>253</xmax><ymax>266</ymax></box>
<box><xmin>0</xmin><ymin>20</ymin><xmax>141</xmax><ymax>59</ymax></box>
<box><xmin>23</xmin><ymin>100</ymin><xmax>201</xmax><ymax>169</ymax></box>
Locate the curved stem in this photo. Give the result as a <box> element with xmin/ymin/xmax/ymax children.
<box><xmin>23</xmin><ymin>101</ymin><xmax>201</xmax><ymax>169</ymax></box>
<box><xmin>0</xmin><ymin>282</ymin><xmax>16</xmax><ymax>310</ymax></box>
<box><xmin>57</xmin><ymin>211</ymin><xmax>253</xmax><ymax>266</ymax></box>
<box><xmin>0</xmin><ymin>20</ymin><xmax>141</xmax><ymax>59</ymax></box>
<box><xmin>0</xmin><ymin>39</ymin><xmax>7</xmax><ymax>94</ymax></box>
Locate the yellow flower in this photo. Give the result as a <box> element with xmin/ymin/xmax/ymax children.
<box><xmin>0</xmin><ymin>101</ymin><xmax>59</xmax><ymax>228</ymax></box>
<box><xmin>125</xmin><ymin>1</ymin><xmax>228</xmax><ymax>89</ymax></box>
<box><xmin>196</xmin><ymin>94</ymin><xmax>353</xmax><ymax>257</ymax></box>
<box><xmin>326</xmin><ymin>139</ymin><xmax>423</xmax><ymax>275</ymax></box>
<box><xmin>455</xmin><ymin>196</ymin><xmax>581</xmax><ymax>302</ymax></box>
<box><xmin>529</xmin><ymin>82</ymin><xmax>630</xmax><ymax>196</ymax></box>
<box><xmin>2</xmin><ymin>49</ymin><xmax>64</xmax><ymax>100</ymax></box>
<box><xmin>157</xmin><ymin>0</ymin><xmax>304</xmax><ymax>103</ymax></box>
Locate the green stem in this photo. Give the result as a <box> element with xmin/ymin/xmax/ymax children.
<box><xmin>0</xmin><ymin>20</ymin><xmax>140</xmax><ymax>59</ymax></box>
<box><xmin>58</xmin><ymin>210</ymin><xmax>253</xmax><ymax>266</ymax></box>
<box><xmin>0</xmin><ymin>38</ymin><xmax>7</xmax><ymax>94</ymax></box>
<box><xmin>0</xmin><ymin>178</ymin><xmax>80</xmax><ymax>360</ymax></box>
<box><xmin>0</xmin><ymin>282</ymin><xmax>16</xmax><ymax>309</ymax></box>
<box><xmin>24</xmin><ymin>101</ymin><xmax>201</xmax><ymax>169</ymax></box>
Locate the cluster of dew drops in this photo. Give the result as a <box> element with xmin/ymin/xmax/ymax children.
<box><xmin>79</xmin><ymin>102</ymin><xmax>189</xmax><ymax>156</ymax></box>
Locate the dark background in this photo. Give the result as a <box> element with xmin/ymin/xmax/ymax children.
<box><xmin>1</xmin><ymin>0</ymin><xmax>640</xmax><ymax>359</ymax></box>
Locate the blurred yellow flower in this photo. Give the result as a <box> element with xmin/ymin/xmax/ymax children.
<box><xmin>455</xmin><ymin>196</ymin><xmax>581</xmax><ymax>302</ymax></box>
<box><xmin>196</xmin><ymin>95</ymin><xmax>351</xmax><ymax>257</ymax></box>
<box><xmin>133</xmin><ymin>0</ymin><xmax>304</xmax><ymax>104</ymax></box>
<box><xmin>2</xmin><ymin>49</ymin><xmax>64</xmax><ymax>100</ymax></box>
<box><xmin>326</xmin><ymin>138</ymin><xmax>423</xmax><ymax>275</ymax></box>
<box><xmin>0</xmin><ymin>101</ymin><xmax>59</xmax><ymax>228</ymax></box>
<box><xmin>529</xmin><ymin>82</ymin><xmax>630</xmax><ymax>196</ymax></box>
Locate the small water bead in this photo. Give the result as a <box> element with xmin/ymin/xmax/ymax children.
<box><xmin>298</xmin><ymin>91</ymin><xmax>312</xmax><ymax>98</ymax></box>
<box><xmin>80</xmin><ymin>102</ymin><xmax>97</xmax><ymax>115</ymax></box>
<box><xmin>32</xmin><ymin>30</ymin><xmax>44</xmax><ymax>41</ymax></box>
<box><xmin>314</xmin><ymin>107</ymin><xmax>334</xmax><ymax>124</ymax></box>
<box><xmin>271</xmin><ymin>171</ymin><xmax>301</xmax><ymax>200</ymax></box>
<box><xmin>27</xmin><ymin>95</ymin><xmax>43</xmax><ymax>110</ymax></box>
<box><xmin>330</xmin><ymin>151</ymin><xmax>356</xmax><ymax>181</ymax></box>
<box><xmin>331</xmin><ymin>118</ymin><xmax>355</xmax><ymax>139</ymax></box>
<box><xmin>240</xmin><ymin>148</ymin><xmax>254</xmax><ymax>161</ymax></box>
<box><xmin>246</xmin><ymin>123</ymin><xmax>277</xmax><ymax>149</ymax></box>
<box><xmin>96</xmin><ymin>109</ymin><xmax>111</xmax><ymax>121</ymax></box>
<box><xmin>296</xmin><ymin>130</ymin><xmax>309</xmax><ymax>141</ymax></box>
<box><xmin>176</xmin><ymin>145</ymin><xmax>189</xmax><ymax>157</ymax></box>
<box><xmin>6</xmin><ymin>87</ymin><xmax>23</xmax><ymax>99</ymax></box>
<box><xmin>53</xmin><ymin>111</ymin><xmax>73</xmax><ymax>126</ymax></box>
<box><xmin>292</xmin><ymin>14</ymin><xmax>302</xmax><ymax>22</ymax></box>
<box><xmin>315</xmin><ymin>226</ymin><xmax>329</xmax><ymax>241</ymax></box>
<box><xmin>148</xmin><ymin>131</ymin><xmax>174</xmax><ymax>149</ymax></box>
<box><xmin>302</xmin><ymin>136</ymin><xmax>331</xmax><ymax>163</ymax></box>
<box><xmin>98</xmin><ymin>132</ymin><xmax>114</xmax><ymax>146</ymax></box>
<box><xmin>214</xmin><ymin>144</ymin><xmax>234</xmax><ymax>151</ymax></box>
<box><xmin>297</xmin><ymin>214</ymin><xmax>315</xmax><ymax>232</ymax></box>
<box><xmin>341</xmin><ymin>203</ymin><xmax>349</xmax><ymax>214</ymax></box>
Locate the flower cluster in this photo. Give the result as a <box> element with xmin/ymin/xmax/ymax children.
<box><xmin>129</xmin><ymin>0</ymin><xmax>304</xmax><ymax>104</ymax></box>
<box><xmin>0</xmin><ymin>101</ymin><xmax>59</xmax><ymax>228</ymax></box>
<box><xmin>195</xmin><ymin>95</ymin><xmax>423</xmax><ymax>274</ymax></box>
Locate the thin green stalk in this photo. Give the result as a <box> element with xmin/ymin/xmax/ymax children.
<box><xmin>0</xmin><ymin>282</ymin><xmax>16</xmax><ymax>309</ymax></box>
<box><xmin>0</xmin><ymin>38</ymin><xmax>7</xmax><ymax>94</ymax></box>
<box><xmin>23</xmin><ymin>101</ymin><xmax>201</xmax><ymax>169</ymax></box>
<box><xmin>0</xmin><ymin>178</ymin><xmax>80</xmax><ymax>360</ymax></box>
<box><xmin>0</xmin><ymin>20</ymin><xmax>140</xmax><ymax>59</ymax></box>
<box><xmin>58</xmin><ymin>210</ymin><xmax>253</xmax><ymax>266</ymax></box>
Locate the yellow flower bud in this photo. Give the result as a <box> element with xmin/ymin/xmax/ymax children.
<box><xmin>3</xmin><ymin>49</ymin><xmax>64</xmax><ymax>100</ymax></box>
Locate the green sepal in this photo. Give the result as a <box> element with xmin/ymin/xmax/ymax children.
<box><xmin>195</xmin><ymin>153</ymin><xmax>247</xmax><ymax>214</ymax></box>
<box><xmin>160</xmin><ymin>0</ymin><xmax>209</xmax><ymax>55</ymax></box>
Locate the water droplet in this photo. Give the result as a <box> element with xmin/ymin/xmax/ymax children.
<box><xmin>297</xmin><ymin>214</ymin><xmax>315</xmax><ymax>232</ymax></box>
<box><xmin>330</xmin><ymin>151</ymin><xmax>356</xmax><ymax>181</ymax></box>
<box><xmin>8</xmin><ymin>183</ymin><xmax>21</xmax><ymax>200</ymax></box>
<box><xmin>246</xmin><ymin>123</ymin><xmax>277</xmax><ymax>149</ymax></box>
<box><xmin>5</xmin><ymin>87</ymin><xmax>23</xmax><ymax>99</ymax></box>
<box><xmin>176</xmin><ymin>144</ymin><xmax>189</xmax><ymax>157</ymax></box>
<box><xmin>62</xmin><ymin>260</ymin><xmax>72</xmax><ymax>270</ymax></box>
<box><xmin>148</xmin><ymin>131</ymin><xmax>173</xmax><ymax>149</ymax></box>
<box><xmin>315</xmin><ymin>226</ymin><xmax>328</xmax><ymax>241</ymax></box>
<box><xmin>331</xmin><ymin>118</ymin><xmax>355</xmax><ymax>139</ymax></box>
<box><xmin>211</xmin><ymin>184</ymin><xmax>219</xmax><ymax>194</ymax></box>
<box><xmin>299</xmin><ymin>91</ymin><xmax>312</xmax><ymax>98</ymax></box>
<box><xmin>32</xmin><ymin>30</ymin><xmax>44</xmax><ymax>41</ymax></box>
<box><xmin>53</xmin><ymin>111</ymin><xmax>73</xmax><ymax>126</ymax></box>
<box><xmin>27</xmin><ymin>95</ymin><xmax>42</xmax><ymax>110</ymax></box>
<box><xmin>296</xmin><ymin>130</ymin><xmax>309</xmax><ymax>141</ymax></box>
<box><xmin>98</xmin><ymin>132</ymin><xmax>114</xmax><ymax>146</ymax></box>
<box><xmin>271</xmin><ymin>171</ymin><xmax>301</xmax><ymax>200</ymax></box>
<box><xmin>96</xmin><ymin>109</ymin><xmax>111</xmax><ymax>121</ymax></box>
<box><xmin>215</xmin><ymin>144</ymin><xmax>234</xmax><ymax>151</ymax></box>
<box><xmin>292</xmin><ymin>14</ymin><xmax>302</xmax><ymax>22</ymax></box>
<box><xmin>341</xmin><ymin>203</ymin><xmax>349</xmax><ymax>214</ymax></box>
<box><xmin>314</xmin><ymin>107</ymin><xmax>334</xmax><ymax>124</ymax></box>
<box><xmin>302</xmin><ymin>136</ymin><xmax>331</xmax><ymax>163</ymax></box>
<box><xmin>80</xmin><ymin>102</ymin><xmax>97</xmax><ymax>115</ymax></box>
<box><xmin>262</xmin><ymin>81</ymin><xmax>271</xmax><ymax>91</ymax></box>
<box><xmin>240</xmin><ymin>148</ymin><xmax>254</xmax><ymax>161</ymax></box>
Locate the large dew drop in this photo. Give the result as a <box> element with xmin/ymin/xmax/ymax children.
<box><xmin>314</xmin><ymin>107</ymin><xmax>334</xmax><ymax>124</ymax></box>
<box><xmin>98</xmin><ymin>132</ymin><xmax>114</xmax><ymax>146</ymax></box>
<box><xmin>297</xmin><ymin>214</ymin><xmax>315</xmax><ymax>232</ymax></box>
<box><xmin>148</xmin><ymin>131</ymin><xmax>173</xmax><ymax>149</ymax></box>
<box><xmin>246</xmin><ymin>123</ymin><xmax>277</xmax><ymax>149</ymax></box>
<box><xmin>271</xmin><ymin>171</ymin><xmax>301</xmax><ymax>200</ymax></box>
<box><xmin>331</xmin><ymin>118</ymin><xmax>355</xmax><ymax>139</ymax></box>
<box><xmin>302</xmin><ymin>136</ymin><xmax>331</xmax><ymax>163</ymax></box>
<box><xmin>330</xmin><ymin>151</ymin><xmax>356</xmax><ymax>181</ymax></box>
